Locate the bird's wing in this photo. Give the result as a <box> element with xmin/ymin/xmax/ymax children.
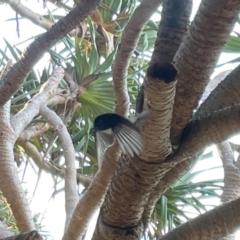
<box><xmin>114</xmin><ymin>124</ymin><xmax>143</xmax><ymax>157</ymax></box>
<box><xmin>96</xmin><ymin>129</ymin><xmax>114</xmax><ymax>167</ymax></box>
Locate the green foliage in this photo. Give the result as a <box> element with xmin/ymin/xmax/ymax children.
<box><xmin>224</xmin><ymin>36</ymin><xmax>240</xmax><ymax>53</ymax></box>
<box><xmin>0</xmin><ymin>190</ymin><xmax>17</xmax><ymax>233</ymax></box>
<box><xmin>220</xmin><ymin>33</ymin><xmax>240</xmax><ymax>67</ymax></box>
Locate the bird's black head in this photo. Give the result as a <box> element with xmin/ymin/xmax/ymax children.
<box><xmin>93</xmin><ymin>113</ymin><xmax>122</xmax><ymax>131</ymax></box>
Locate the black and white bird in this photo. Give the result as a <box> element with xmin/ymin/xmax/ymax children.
<box><xmin>92</xmin><ymin>113</ymin><xmax>143</xmax><ymax>167</ymax></box>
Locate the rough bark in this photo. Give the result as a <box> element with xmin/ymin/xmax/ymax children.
<box><xmin>93</xmin><ymin>216</ymin><xmax>143</xmax><ymax>240</ymax></box>
<box><xmin>143</xmin><ymin>103</ymin><xmax>240</xmax><ymax>224</ymax></box>
<box><xmin>92</xmin><ymin>0</ymin><xmax>240</xmax><ymax>232</ymax></box>
<box><xmin>150</xmin><ymin>0</ymin><xmax>192</xmax><ymax>65</ymax></box>
<box><xmin>141</xmin><ymin>0</ymin><xmax>192</xmax><ymax>229</ymax></box>
<box><xmin>172</xmin><ymin>105</ymin><xmax>240</xmax><ymax>166</ymax></box>
<box><xmin>141</xmin><ymin>155</ymin><xmax>195</xmax><ymax>229</ymax></box>
<box><xmin>3</xmin><ymin>1</ymin><xmax>240</xmax><ymax>239</ymax></box>
<box><xmin>195</xmin><ymin>64</ymin><xmax>240</xmax><ymax>119</ymax></box>
<box><xmin>146</xmin><ymin>67</ymin><xmax>240</xmax><ymax>232</ymax></box>
<box><xmin>138</xmin><ymin>63</ymin><xmax>177</xmax><ymax>161</ymax></box>
<box><xmin>92</xmin><ymin>154</ymin><xmax>164</xmax><ymax>240</ymax></box>
<box><xmin>170</xmin><ymin>0</ymin><xmax>240</xmax><ymax>147</ymax></box>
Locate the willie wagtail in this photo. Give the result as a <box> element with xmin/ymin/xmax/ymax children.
<box><xmin>92</xmin><ymin>113</ymin><xmax>143</xmax><ymax>167</ymax></box>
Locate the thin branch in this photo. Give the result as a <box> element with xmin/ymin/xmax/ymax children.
<box><xmin>63</xmin><ymin>144</ymin><xmax>121</xmax><ymax>240</ymax></box>
<box><xmin>40</xmin><ymin>106</ymin><xmax>78</xmax><ymax>228</ymax></box>
<box><xmin>47</xmin><ymin>94</ymin><xmax>68</xmax><ymax>106</ymax></box>
<box><xmin>113</xmin><ymin>0</ymin><xmax>163</xmax><ymax>116</ymax></box>
<box><xmin>18</xmin><ymin>140</ymin><xmax>92</xmax><ymax>188</ymax></box>
<box><xmin>217</xmin><ymin>142</ymin><xmax>237</xmax><ymax>240</ymax></box>
<box><xmin>195</xmin><ymin>64</ymin><xmax>240</xmax><ymax>119</ymax></box>
<box><xmin>217</xmin><ymin>141</ymin><xmax>240</xmax><ymax>202</ymax></box>
<box><xmin>0</xmin><ymin>62</ymin><xmax>35</xmax><ymax>232</ymax></box>
<box><xmin>6</xmin><ymin>0</ymin><xmax>55</xmax><ymax>30</ymax></box>
<box><xmin>11</xmin><ymin>67</ymin><xmax>64</xmax><ymax>138</ymax></box>
<box><xmin>18</xmin><ymin>124</ymin><xmax>49</xmax><ymax>140</ymax></box>
<box><xmin>0</xmin><ymin>0</ymin><xmax>100</xmax><ymax>106</ymax></box>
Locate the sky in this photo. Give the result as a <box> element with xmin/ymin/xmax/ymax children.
<box><xmin>1</xmin><ymin>0</ymin><xmax>240</xmax><ymax>239</ymax></box>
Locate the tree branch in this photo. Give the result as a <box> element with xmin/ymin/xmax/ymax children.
<box><xmin>142</xmin><ymin>107</ymin><xmax>240</xmax><ymax>227</ymax></box>
<box><xmin>170</xmin><ymin>0</ymin><xmax>240</xmax><ymax>147</ymax></box>
<box><xmin>138</xmin><ymin>63</ymin><xmax>177</xmax><ymax>161</ymax></box>
<box><xmin>158</xmin><ymin>197</ymin><xmax>240</xmax><ymax>240</ymax></box>
<box><xmin>142</xmin><ymin>0</ymin><xmax>192</xmax><ymax>228</ymax></box>
<box><xmin>113</xmin><ymin>0</ymin><xmax>163</xmax><ymax>116</ymax></box>
<box><xmin>18</xmin><ymin>124</ymin><xmax>49</xmax><ymax>140</ymax></box>
<box><xmin>141</xmin><ymin>156</ymin><xmax>194</xmax><ymax>229</ymax></box>
<box><xmin>150</xmin><ymin>0</ymin><xmax>192</xmax><ymax>65</ymax></box>
<box><xmin>17</xmin><ymin>140</ymin><xmax>92</xmax><ymax>188</ymax></box>
<box><xmin>217</xmin><ymin>141</ymin><xmax>240</xmax><ymax>202</ymax></box>
<box><xmin>172</xmin><ymin>105</ymin><xmax>240</xmax><ymax>166</ymax></box>
<box><xmin>6</xmin><ymin>0</ymin><xmax>54</xmax><ymax>30</ymax></box>
<box><xmin>40</xmin><ymin>106</ymin><xmax>78</xmax><ymax>228</ymax></box>
<box><xmin>0</xmin><ymin>62</ymin><xmax>35</xmax><ymax>232</ymax></box>
<box><xmin>195</xmin><ymin>64</ymin><xmax>240</xmax><ymax>118</ymax></box>
<box><xmin>11</xmin><ymin>67</ymin><xmax>64</xmax><ymax>138</ymax></box>
<box><xmin>92</xmin><ymin>153</ymin><xmax>168</xmax><ymax>240</ymax></box>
